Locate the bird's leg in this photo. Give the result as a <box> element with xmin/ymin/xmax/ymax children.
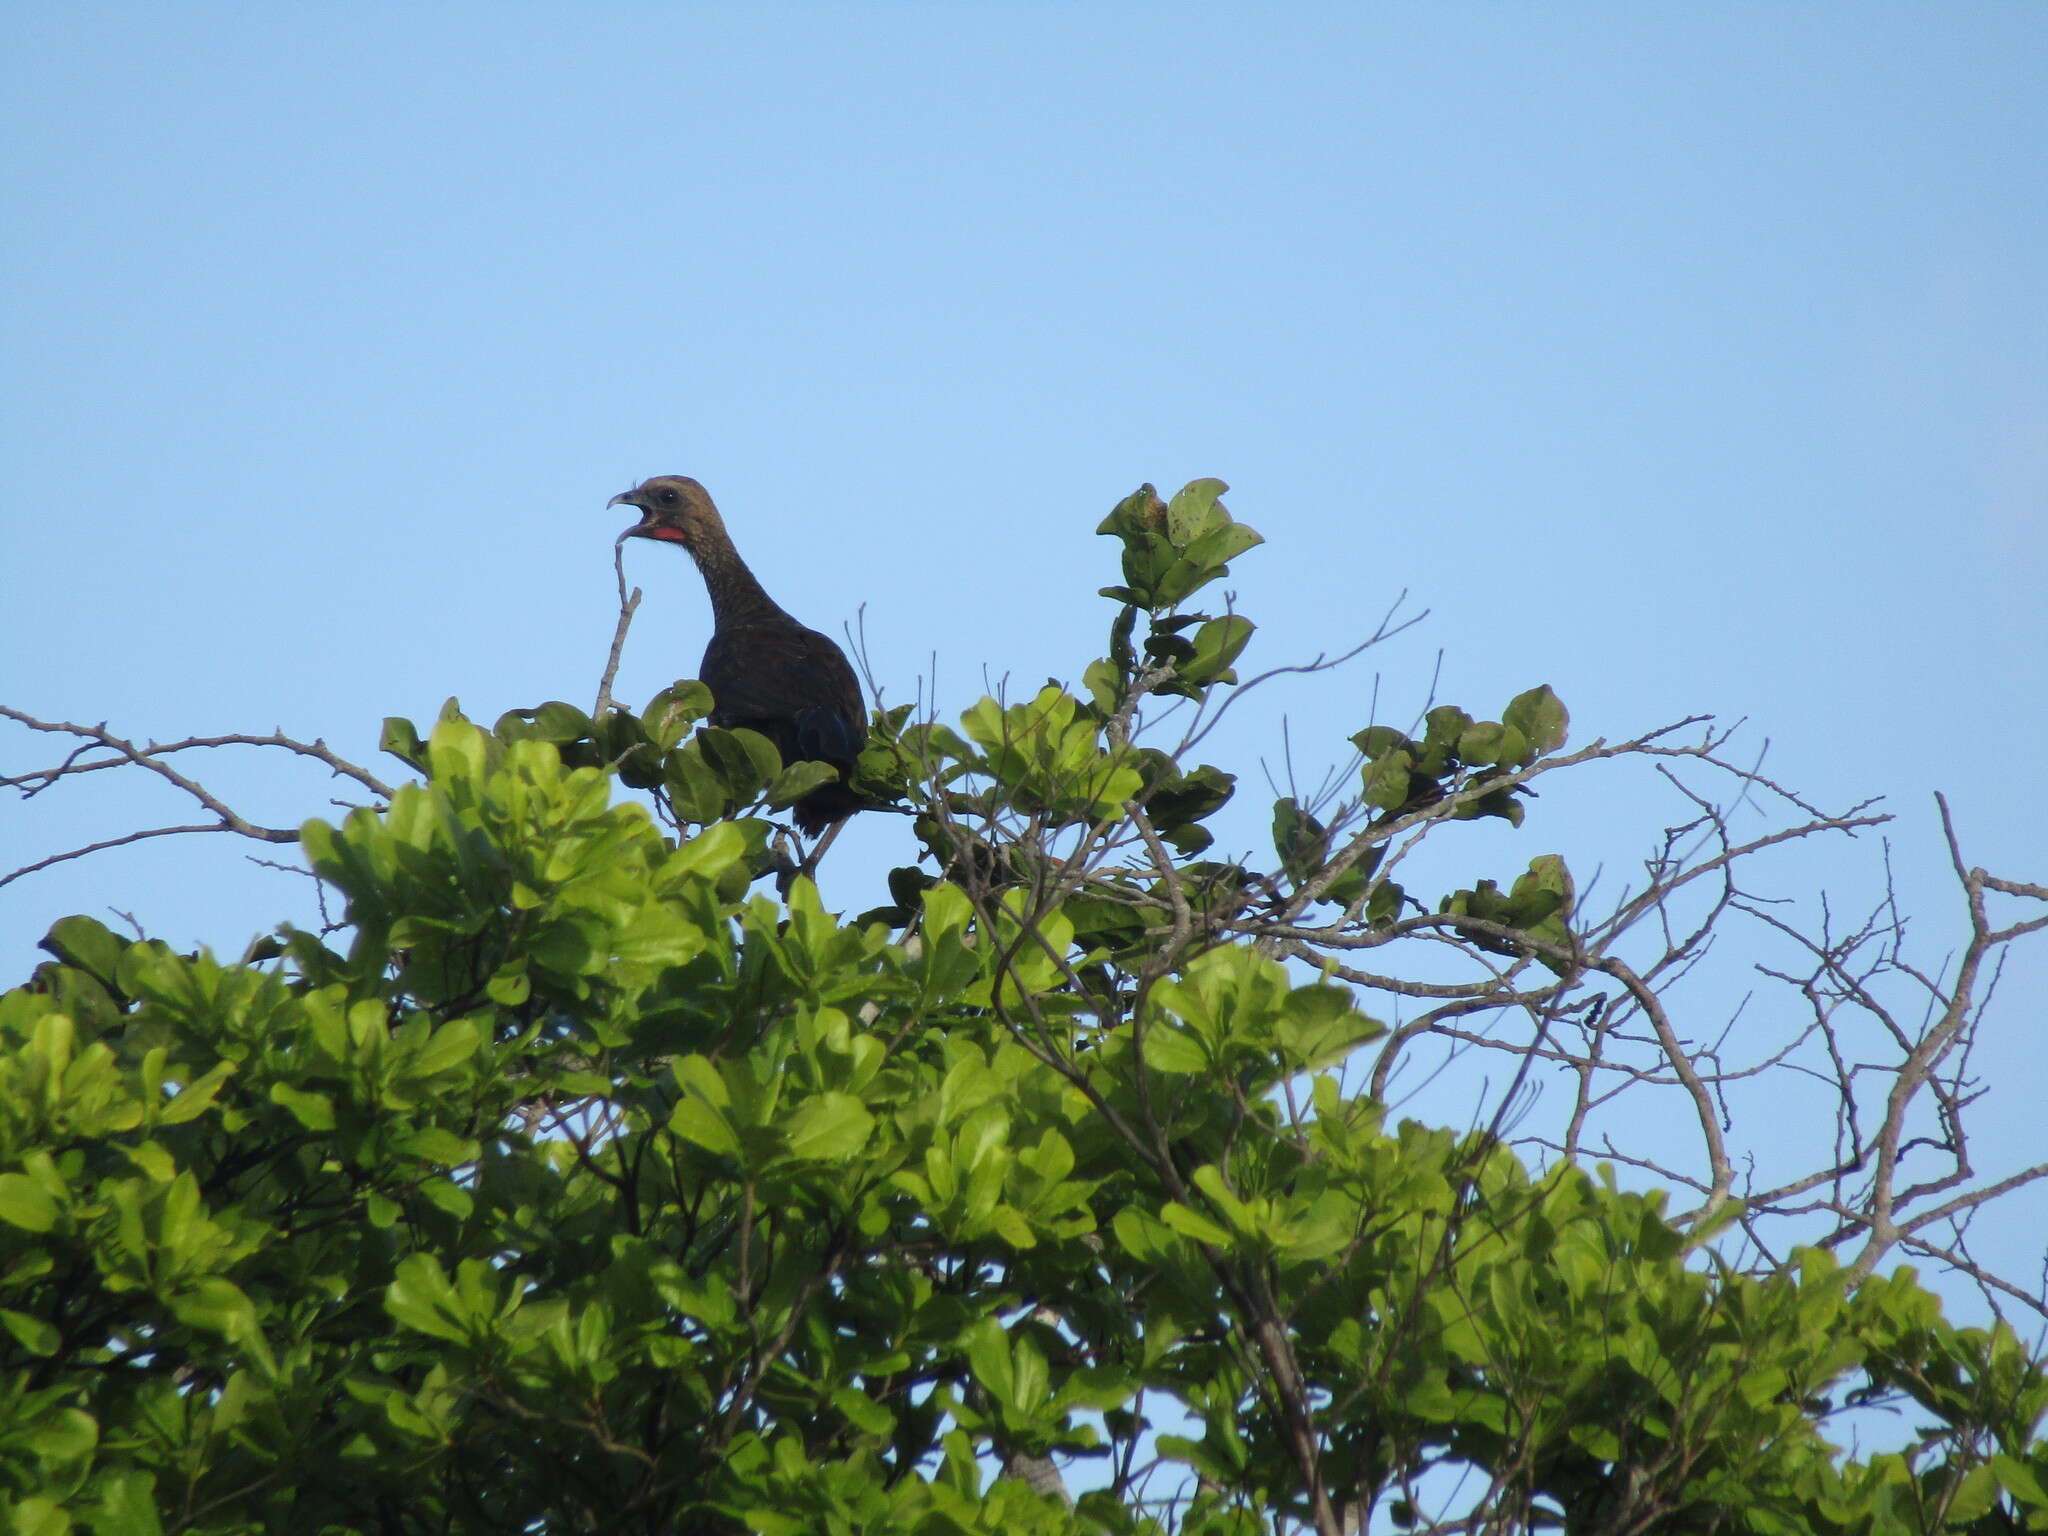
<box><xmin>793</xmin><ymin>819</ymin><xmax>849</xmax><ymax>890</ymax></box>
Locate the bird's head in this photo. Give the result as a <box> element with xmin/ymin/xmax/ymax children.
<box><xmin>608</xmin><ymin>475</ymin><xmax>721</xmax><ymax>549</ymax></box>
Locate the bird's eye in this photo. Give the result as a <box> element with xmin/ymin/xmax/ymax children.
<box><xmin>657</xmin><ymin>488</ymin><xmax>678</xmax><ymax>505</ymax></box>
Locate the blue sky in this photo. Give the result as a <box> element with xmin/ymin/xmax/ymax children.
<box><xmin>4</xmin><ymin>6</ymin><xmax>2043</xmax><ymax>1311</ymax></box>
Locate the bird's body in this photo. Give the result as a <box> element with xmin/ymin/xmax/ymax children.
<box><xmin>609</xmin><ymin>475</ymin><xmax>866</xmax><ymax>835</ymax></box>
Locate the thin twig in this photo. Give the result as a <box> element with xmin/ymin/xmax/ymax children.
<box><xmin>594</xmin><ymin>536</ymin><xmax>644</xmax><ymax>720</ymax></box>
<box><xmin>2</xmin><ymin>823</ymin><xmax>273</xmax><ymax>889</ymax></box>
<box><xmin>1</xmin><ymin>708</ymin><xmax>393</xmax><ymax>799</ymax></box>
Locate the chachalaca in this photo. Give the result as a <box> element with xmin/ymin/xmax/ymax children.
<box><xmin>609</xmin><ymin>474</ymin><xmax>867</xmax><ymax>836</ymax></box>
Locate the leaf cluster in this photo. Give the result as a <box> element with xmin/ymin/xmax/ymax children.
<box><xmin>2</xmin><ymin>482</ymin><xmax>2042</xmax><ymax>1536</ymax></box>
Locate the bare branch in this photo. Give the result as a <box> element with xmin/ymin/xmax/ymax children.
<box><xmin>2</xmin><ymin>823</ymin><xmax>276</xmax><ymax>889</ymax></box>
<box><xmin>1</xmin><ymin>707</ymin><xmax>359</xmax><ymax>886</ymax></box>
<box><xmin>1</xmin><ymin>709</ymin><xmax>393</xmax><ymax>800</ymax></box>
<box><xmin>593</xmin><ymin>535</ymin><xmax>644</xmax><ymax>720</ymax></box>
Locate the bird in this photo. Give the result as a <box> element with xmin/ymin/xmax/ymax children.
<box><xmin>609</xmin><ymin>474</ymin><xmax>867</xmax><ymax>837</ymax></box>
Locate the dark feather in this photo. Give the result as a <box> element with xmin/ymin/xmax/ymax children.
<box><xmin>613</xmin><ymin>475</ymin><xmax>871</xmax><ymax>837</ymax></box>
<box><xmin>701</xmin><ymin>623</ymin><xmax>867</xmax><ymax>834</ymax></box>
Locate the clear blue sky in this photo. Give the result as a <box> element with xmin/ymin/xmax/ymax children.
<box><xmin>4</xmin><ymin>6</ymin><xmax>2043</xmax><ymax>1309</ymax></box>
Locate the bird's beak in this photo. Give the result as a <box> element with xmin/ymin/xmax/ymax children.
<box><xmin>608</xmin><ymin>489</ymin><xmax>655</xmax><ymax>540</ymax></box>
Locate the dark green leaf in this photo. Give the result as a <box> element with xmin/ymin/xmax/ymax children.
<box><xmin>39</xmin><ymin>915</ymin><xmax>127</xmax><ymax>986</ymax></box>
<box><xmin>380</xmin><ymin>715</ymin><xmax>427</xmax><ymax>770</ymax></box>
<box><xmin>1503</xmin><ymin>684</ymin><xmax>1570</xmax><ymax>758</ymax></box>
<box><xmin>766</xmin><ymin>760</ymin><xmax>839</xmax><ymax>811</ymax></box>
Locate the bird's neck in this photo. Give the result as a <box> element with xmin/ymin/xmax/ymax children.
<box><xmin>688</xmin><ymin>537</ymin><xmax>790</xmax><ymax>630</ymax></box>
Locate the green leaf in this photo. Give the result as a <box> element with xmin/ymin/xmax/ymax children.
<box><xmin>1184</xmin><ymin>520</ymin><xmax>1264</xmax><ymax>570</ymax></box>
<box><xmin>1420</xmin><ymin>706</ymin><xmax>1474</xmax><ymax>764</ymax></box>
<box><xmin>766</xmin><ymin>759</ymin><xmax>839</xmax><ymax>810</ymax></box>
<box><xmin>167</xmin><ymin>1278</ymin><xmax>258</xmax><ymax>1343</ymax></box>
<box><xmin>1942</xmin><ymin>1463</ymin><xmax>1999</xmax><ymax>1523</ymax></box>
<box><xmin>1457</xmin><ymin>720</ymin><xmax>1527</xmax><ymax>767</ymax></box>
<box><xmin>831</xmin><ymin>1384</ymin><xmax>895</xmax><ymax>1440</ymax></box>
<box><xmin>642</xmin><ymin>681</ymin><xmax>716</xmax><ymax>748</ymax></box>
<box><xmin>1160</xmin><ymin>1202</ymin><xmax>1232</xmax><ymax>1248</ymax></box>
<box><xmin>1272</xmin><ymin>797</ymin><xmax>1329</xmax><ymax>886</ymax></box>
<box><xmin>1367</xmin><ymin>880</ymin><xmax>1405</xmax><ymax>925</ymax></box>
<box><xmin>425</xmin><ymin>716</ymin><xmax>489</xmax><ymax>783</ymax></box>
<box><xmin>125</xmin><ymin>1140</ymin><xmax>175</xmax><ymax>1184</ymax></box>
<box><xmin>93</xmin><ymin>1468</ymin><xmax>165</xmax><ymax>1536</ymax></box>
<box><xmin>989</xmin><ymin>1205</ymin><xmax>1037</xmax><ymax>1249</ymax></box>
<box><xmin>1990</xmin><ymin>1453</ymin><xmax>2048</xmax><ymax>1508</ymax></box>
<box><xmin>24</xmin><ymin>1408</ymin><xmax>97</xmax><ymax>1463</ymax></box>
<box><xmin>1279</xmin><ymin>983</ymin><xmax>1383</xmax><ymax>1067</ymax></box>
<box><xmin>1503</xmin><ymin>684</ymin><xmax>1569</xmax><ymax>757</ymax></box>
<box><xmin>10</xmin><ymin>1500</ymin><xmax>73</xmax><ymax>1536</ymax></box>
<box><xmin>1166</xmin><ymin>477</ymin><xmax>1230</xmax><ymax>545</ymax></box>
<box><xmin>410</xmin><ymin>1017</ymin><xmax>483</xmax><ymax>1076</ymax></box>
<box><xmin>380</xmin><ymin>715</ymin><xmax>426</xmax><ymax>769</ymax></box>
<box><xmin>698</xmin><ymin>726</ymin><xmax>782</xmax><ymax>801</ymax></box>
<box><xmin>963</xmin><ymin>1318</ymin><xmax>1017</xmax><ymax>1406</ymax></box>
<box><xmin>670</xmin><ymin>1095</ymin><xmax>741</xmax><ymax>1156</ymax></box>
<box><xmin>159</xmin><ymin>1060</ymin><xmax>233</xmax><ymax>1125</ymax></box>
<box><xmin>0</xmin><ymin>1174</ymin><xmax>59</xmax><ymax>1232</ymax></box>
<box><xmin>784</xmin><ymin>1093</ymin><xmax>875</xmax><ymax>1160</ymax></box>
<box><xmin>1136</xmin><ymin>1022</ymin><xmax>1209</xmax><ymax>1074</ymax></box>
<box><xmin>417</xmin><ymin>1180</ymin><xmax>474</xmax><ymax>1220</ymax></box>
<box><xmin>495</xmin><ymin>700</ymin><xmax>594</xmax><ymax>746</ymax></box>
<box><xmin>599</xmin><ymin>707</ymin><xmax>658</xmax><ymax>785</ymax></box>
<box><xmin>1179</xmin><ymin>615</ymin><xmax>1254</xmax><ymax>688</ymax></box>
<box><xmin>1351</xmin><ymin>724</ymin><xmax>1410</xmax><ymax>759</ymax></box>
<box><xmin>39</xmin><ymin>914</ymin><xmax>128</xmax><ymax>985</ymax></box>
<box><xmin>1361</xmin><ymin>746</ymin><xmax>1415</xmax><ymax>811</ymax></box>
<box><xmin>0</xmin><ymin>1308</ymin><xmax>60</xmax><ymax>1356</ymax></box>
<box><xmin>385</xmin><ymin>1254</ymin><xmax>469</xmax><ymax>1344</ymax></box>
<box><xmin>1096</xmin><ymin>483</ymin><xmax>1168</xmax><ymax>539</ymax></box>
<box><xmin>486</xmin><ymin>966</ymin><xmax>531</xmax><ymax>1005</ymax></box>
<box><xmin>269</xmin><ymin>1083</ymin><xmax>336</xmax><ymax>1131</ymax></box>
<box><xmin>395</xmin><ymin>1127</ymin><xmax>476</xmax><ymax>1165</ymax></box>
<box><xmin>663</xmin><ymin>743</ymin><xmax>730</xmax><ymax>823</ymax></box>
<box><xmin>532</xmin><ymin>700</ymin><xmax>595</xmax><ymax>742</ymax></box>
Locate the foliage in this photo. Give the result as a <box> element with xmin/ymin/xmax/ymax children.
<box><xmin>2</xmin><ymin>481</ymin><xmax>2044</xmax><ymax>1535</ymax></box>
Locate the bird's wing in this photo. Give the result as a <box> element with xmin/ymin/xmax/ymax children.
<box><xmin>701</xmin><ymin>622</ymin><xmax>866</xmax><ymax>761</ymax></box>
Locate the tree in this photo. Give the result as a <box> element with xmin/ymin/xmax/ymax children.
<box><xmin>2</xmin><ymin>480</ymin><xmax>2044</xmax><ymax>1535</ymax></box>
